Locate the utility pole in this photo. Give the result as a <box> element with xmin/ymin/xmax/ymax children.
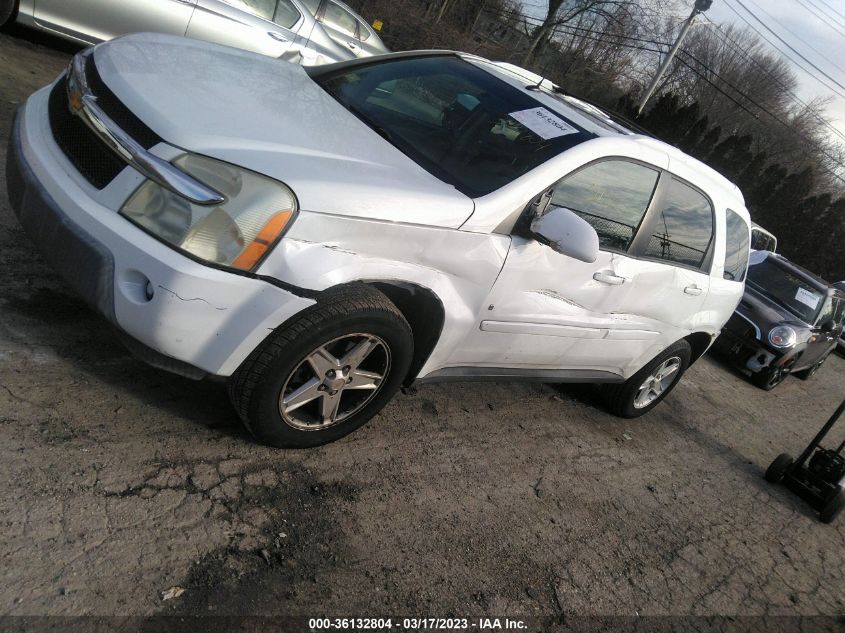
<box><xmin>636</xmin><ymin>0</ymin><xmax>713</xmax><ymax>115</ymax></box>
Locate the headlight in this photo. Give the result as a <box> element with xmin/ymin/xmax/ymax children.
<box><xmin>768</xmin><ymin>325</ymin><xmax>797</xmax><ymax>348</ymax></box>
<box><xmin>121</xmin><ymin>154</ymin><xmax>296</xmax><ymax>271</ymax></box>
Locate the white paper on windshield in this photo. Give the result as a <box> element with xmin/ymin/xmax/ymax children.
<box><xmin>509</xmin><ymin>107</ymin><xmax>579</xmax><ymax>139</ymax></box>
<box><xmin>795</xmin><ymin>287</ymin><xmax>820</xmax><ymax>310</ymax></box>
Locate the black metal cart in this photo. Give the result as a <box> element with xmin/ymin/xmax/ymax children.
<box><xmin>765</xmin><ymin>398</ymin><xmax>845</xmax><ymax>523</ymax></box>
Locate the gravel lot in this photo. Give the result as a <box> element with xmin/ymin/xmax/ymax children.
<box><xmin>0</xmin><ymin>26</ymin><xmax>843</xmax><ymax>628</ymax></box>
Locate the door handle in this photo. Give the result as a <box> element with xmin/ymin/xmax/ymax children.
<box><xmin>684</xmin><ymin>285</ymin><xmax>703</xmax><ymax>296</ymax></box>
<box><xmin>593</xmin><ymin>272</ymin><xmax>625</xmax><ymax>286</ymax></box>
<box><xmin>268</xmin><ymin>32</ymin><xmax>289</xmax><ymax>42</ymax></box>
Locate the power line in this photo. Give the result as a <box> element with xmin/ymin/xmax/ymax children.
<box><xmin>741</xmin><ymin>0</ymin><xmax>845</xmax><ymax>82</ymax></box>
<box><xmin>804</xmin><ymin>0</ymin><xmax>845</xmax><ymax>34</ymax></box>
<box><xmin>816</xmin><ymin>0</ymin><xmax>845</xmax><ymax>22</ymax></box>
<box><xmin>723</xmin><ymin>0</ymin><xmax>845</xmax><ymax>99</ymax></box>
<box><xmin>697</xmin><ymin>14</ymin><xmax>845</xmax><ymax>144</ymax></box>
<box><xmin>795</xmin><ymin>0</ymin><xmax>845</xmax><ymax>39</ymax></box>
<box><xmin>534</xmin><ymin>22</ymin><xmax>845</xmax><ymax>184</ymax></box>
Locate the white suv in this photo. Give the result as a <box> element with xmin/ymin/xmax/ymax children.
<box><xmin>8</xmin><ymin>35</ymin><xmax>751</xmax><ymax>447</ymax></box>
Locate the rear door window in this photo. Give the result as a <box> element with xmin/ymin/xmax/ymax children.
<box><xmin>550</xmin><ymin>160</ymin><xmax>660</xmax><ymax>252</ymax></box>
<box><xmin>323</xmin><ymin>1</ymin><xmax>358</xmax><ymax>37</ymax></box>
<box><xmin>723</xmin><ymin>209</ymin><xmax>750</xmax><ymax>281</ymax></box>
<box><xmin>300</xmin><ymin>0</ymin><xmax>322</xmax><ymax>14</ymax></box>
<box><xmin>274</xmin><ymin>0</ymin><xmax>301</xmax><ymax>28</ymax></box>
<box><xmin>641</xmin><ymin>178</ymin><xmax>714</xmax><ymax>270</ymax></box>
<box><xmin>233</xmin><ymin>0</ymin><xmax>277</xmax><ymax>20</ymax></box>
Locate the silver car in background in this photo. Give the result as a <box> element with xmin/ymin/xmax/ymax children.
<box><xmin>4</xmin><ymin>0</ymin><xmax>387</xmax><ymax>64</ymax></box>
<box><xmin>297</xmin><ymin>0</ymin><xmax>389</xmax><ymax>58</ymax></box>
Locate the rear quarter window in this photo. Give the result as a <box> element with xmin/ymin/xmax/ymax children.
<box><xmin>724</xmin><ymin>209</ymin><xmax>750</xmax><ymax>282</ymax></box>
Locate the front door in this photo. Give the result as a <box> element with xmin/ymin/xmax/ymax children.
<box><xmin>34</xmin><ymin>0</ymin><xmax>198</xmax><ymax>43</ymax></box>
<box><xmin>801</xmin><ymin>296</ymin><xmax>843</xmax><ymax>368</ymax></box>
<box><xmin>450</xmin><ymin>160</ymin><xmax>716</xmax><ymax>378</ymax></box>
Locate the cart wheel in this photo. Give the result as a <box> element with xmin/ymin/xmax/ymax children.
<box><xmin>820</xmin><ymin>490</ymin><xmax>844</xmax><ymax>524</ymax></box>
<box><xmin>764</xmin><ymin>453</ymin><xmax>793</xmax><ymax>483</ymax></box>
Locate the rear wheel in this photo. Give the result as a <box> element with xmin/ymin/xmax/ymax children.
<box><xmin>794</xmin><ymin>354</ymin><xmax>828</xmax><ymax>380</ymax></box>
<box><xmin>764</xmin><ymin>453</ymin><xmax>793</xmax><ymax>483</ymax></box>
<box><xmin>229</xmin><ymin>284</ymin><xmax>413</xmax><ymax>448</ymax></box>
<box><xmin>602</xmin><ymin>340</ymin><xmax>691</xmax><ymax>418</ymax></box>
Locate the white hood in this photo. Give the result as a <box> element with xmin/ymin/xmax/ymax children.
<box><xmin>92</xmin><ymin>33</ymin><xmax>474</xmax><ymax>228</ymax></box>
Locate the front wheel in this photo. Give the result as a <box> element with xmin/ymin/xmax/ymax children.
<box><xmin>229</xmin><ymin>284</ymin><xmax>413</xmax><ymax>448</ymax></box>
<box><xmin>751</xmin><ymin>365</ymin><xmax>787</xmax><ymax>391</ymax></box>
<box><xmin>602</xmin><ymin>340</ymin><xmax>691</xmax><ymax>418</ymax></box>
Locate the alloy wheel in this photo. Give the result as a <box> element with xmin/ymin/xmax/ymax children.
<box><xmin>633</xmin><ymin>356</ymin><xmax>682</xmax><ymax>409</ymax></box>
<box><xmin>278</xmin><ymin>333</ymin><xmax>390</xmax><ymax>430</ymax></box>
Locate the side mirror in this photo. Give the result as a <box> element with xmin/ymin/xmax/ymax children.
<box><xmin>530</xmin><ymin>206</ymin><xmax>599</xmax><ymax>263</ymax></box>
<box><xmin>820</xmin><ymin>318</ymin><xmax>836</xmax><ymax>333</ymax></box>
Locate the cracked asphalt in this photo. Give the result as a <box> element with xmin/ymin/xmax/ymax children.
<box><xmin>1</xmin><ymin>25</ymin><xmax>844</xmax><ymax>626</ymax></box>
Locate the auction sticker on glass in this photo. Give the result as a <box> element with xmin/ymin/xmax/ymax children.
<box><xmin>509</xmin><ymin>107</ymin><xmax>579</xmax><ymax>139</ymax></box>
<box><xmin>795</xmin><ymin>287</ymin><xmax>820</xmax><ymax>310</ymax></box>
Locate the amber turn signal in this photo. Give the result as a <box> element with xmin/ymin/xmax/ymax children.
<box><xmin>232</xmin><ymin>210</ymin><xmax>294</xmax><ymax>271</ymax></box>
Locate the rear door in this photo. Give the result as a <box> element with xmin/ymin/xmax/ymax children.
<box><xmin>34</xmin><ymin>0</ymin><xmax>197</xmax><ymax>43</ymax></box>
<box><xmin>187</xmin><ymin>0</ymin><xmax>302</xmax><ymax>58</ymax></box>
<box><xmin>316</xmin><ymin>0</ymin><xmax>364</xmax><ymax>56</ymax></box>
<box><xmin>616</xmin><ymin>175</ymin><xmax>715</xmax><ymax>339</ymax></box>
<box><xmin>354</xmin><ymin>19</ymin><xmax>388</xmax><ymax>57</ymax></box>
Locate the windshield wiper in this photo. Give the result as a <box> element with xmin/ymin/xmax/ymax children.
<box><xmin>341</xmin><ymin>102</ymin><xmax>395</xmax><ymax>143</ymax></box>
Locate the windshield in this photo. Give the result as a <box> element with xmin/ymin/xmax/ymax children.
<box><xmin>315</xmin><ymin>56</ymin><xmax>595</xmax><ymax>196</ymax></box>
<box><xmin>746</xmin><ymin>258</ymin><xmax>825</xmax><ymax>324</ymax></box>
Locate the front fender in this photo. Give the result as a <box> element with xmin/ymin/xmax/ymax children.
<box><xmin>258</xmin><ymin>211</ymin><xmax>510</xmax><ymax>378</ymax></box>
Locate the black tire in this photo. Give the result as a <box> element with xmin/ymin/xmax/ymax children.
<box><xmin>794</xmin><ymin>354</ymin><xmax>828</xmax><ymax>380</ymax></box>
<box><xmin>751</xmin><ymin>365</ymin><xmax>787</xmax><ymax>391</ymax></box>
<box><xmin>602</xmin><ymin>340</ymin><xmax>691</xmax><ymax>418</ymax></box>
<box><xmin>764</xmin><ymin>453</ymin><xmax>793</xmax><ymax>483</ymax></box>
<box><xmin>229</xmin><ymin>284</ymin><xmax>413</xmax><ymax>448</ymax></box>
<box><xmin>820</xmin><ymin>490</ymin><xmax>845</xmax><ymax>524</ymax></box>
<box><xmin>0</xmin><ymin>0</ymin><xmax>16</xmax><ymax>26</ymax></box>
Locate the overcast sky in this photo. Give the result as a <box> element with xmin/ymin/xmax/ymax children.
<box><xmin>704</xmin><ymin>0</ymin><xmax>845</xmax><ymax>140</ymax></box>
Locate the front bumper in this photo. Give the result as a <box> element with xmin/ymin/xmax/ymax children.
<box><xmin>713</xmin><ymin>326</ymin><xmax>780</xmax><ymax>374</ymax></box>
<box><xmin>7</xmin><ymin>93</ymin><xmax>314</xmax><ymax>377</ymax></box>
